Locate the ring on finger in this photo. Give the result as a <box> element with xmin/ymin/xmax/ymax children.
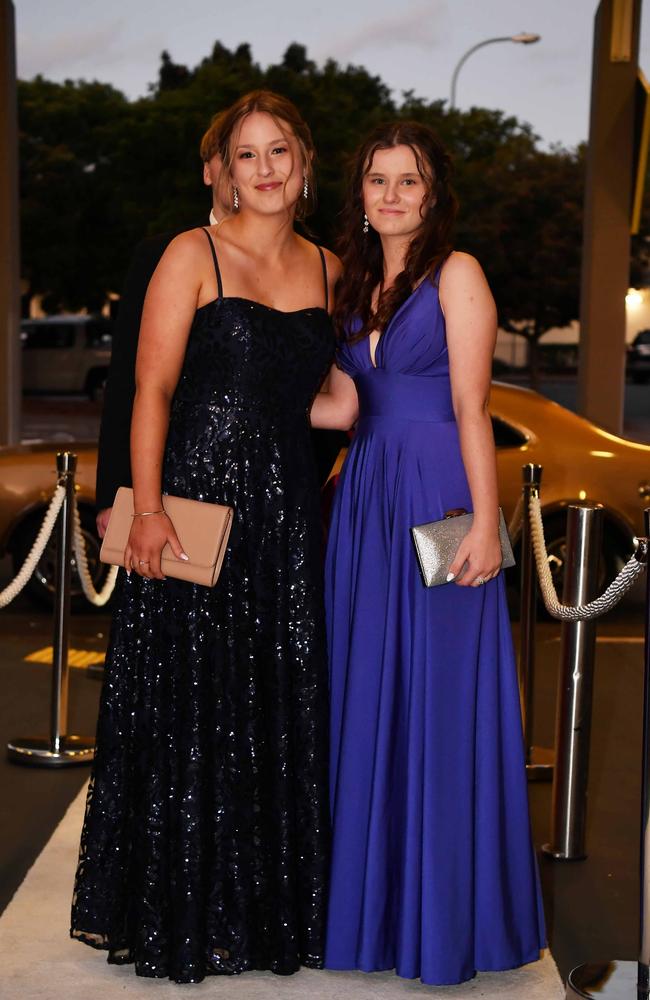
<box><xmin>475</xmin><ymin>576</ymin><xmax>486</xmax><ymax>586</ymax></box>
<box><xmin>138</xmin><ymin>560</ymin><xmax>150</xmax><ymax>565</ymax></box>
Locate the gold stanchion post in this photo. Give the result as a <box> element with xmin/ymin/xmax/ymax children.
<box><xmin>7</xmin><ymin>452</ymin><xmax>95</xmax><ymax>766</ymax></box>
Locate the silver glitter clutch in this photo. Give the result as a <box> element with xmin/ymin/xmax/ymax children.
<box><xmin>410</xmin><ymin>507</ymin><xmax>515</xmax><ymax>587</ymax></box>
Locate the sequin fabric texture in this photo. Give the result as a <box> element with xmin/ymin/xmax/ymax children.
<box><xmin>70</xmin><ymin>293</ymin><xmax>334</xmax><ymax>983</ymax></box>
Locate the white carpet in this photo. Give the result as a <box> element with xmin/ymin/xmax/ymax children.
<box><xmin>0</xmin><ymin>786</ymin><xmax>564</xmax><ymax>999</ymax></box>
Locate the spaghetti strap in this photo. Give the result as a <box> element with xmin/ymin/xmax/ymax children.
<box><xmin>201</xmin><ymin>227</ymin><xmax>223</xmax><ymax>299</ymax></box>
<box><xmin>316</xmin><ymin>245</ymin><xmax>329</xmax><ymax>312</ymax></box>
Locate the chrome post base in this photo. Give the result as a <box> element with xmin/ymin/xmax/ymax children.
<box><xmin>527</xmin><ymin>744</ymin><xmax>555</xmax><ymax>781</ymax></box>
<box><xmin>566</xmin><ymin>961</ymin><xmax>649</xmax><ymax>998</ymax></box>
<box><xmin>542</xmin><ymin>841</ymin><xmax>586</xmax><ymax>861</ymax></box>
<box><xmin>7</xmin><ymin>735</ymin><xmax>95</xmax><ymax>767</ymax></box>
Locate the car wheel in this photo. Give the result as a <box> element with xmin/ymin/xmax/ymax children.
<box><xmin>11</xmin><ymin>507</ymin><xmax>113</xmax><ymax>613</ymax></box>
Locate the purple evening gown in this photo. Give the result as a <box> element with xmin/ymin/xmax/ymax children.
<box><xmin>324</xmin><ymin>276</ymin><xmax>545</xmax><ymax>986</ymax></box>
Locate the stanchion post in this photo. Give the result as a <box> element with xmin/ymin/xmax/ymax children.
<box><xmin>7</xmin><ymin>451</ymin><xmax>95</xmax><ymax>766</ymax></box>
<box><xmin>50</xmin><ymin>451</ymin><xmax>74</xmax><ymax>752</ymax></box>
<box><xmin>544</xmin><ymin>504</ymin><xmax>603</xmax><ymax>862</ymax></box>
<box><xmin>639</xmin><ymin>508</ymin><xmax>650</xmax><ymax>994</ymax></box>
<box><xmin>519</xmin><ymin>463</ymin><xmax>554</xmax><ymax>780</ymax></box>
<box><xmin>565</xmin><ymin>518</ymin><xmax>650</xmax><ymax>999</ymax></box>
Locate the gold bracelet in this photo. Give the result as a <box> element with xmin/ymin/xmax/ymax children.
<box><xmin>132</xmin><ymin>509</ymin><xmax>165</xmax><ymax>518</ymax></box>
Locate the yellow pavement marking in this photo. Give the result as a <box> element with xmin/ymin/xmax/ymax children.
<box><xmin>595</xmin><ymin>636</ymin><xmax>644</xmax><ymax>644</ymax></box>
<box><xmin>24</xmin><ymin>646</ymin><xmax>106</xmax><ymax>668</ymax></box>
<box><xmin>548</xmin><ymin>636</ymin><xmax>643</xmax><ymax>644</ymax></box>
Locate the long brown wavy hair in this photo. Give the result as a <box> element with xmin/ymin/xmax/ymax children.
<box><xmin>214</xmin><ymin>90</ymin><xmax>316</xmax><ymax>221</ymax></box>
<box><xmin>334</xmin><ymin>121</ymin><xmax>458</xmax><ymax>341</ymax></box>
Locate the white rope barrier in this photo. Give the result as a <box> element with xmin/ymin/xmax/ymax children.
<box><xmin>0</xmin><ymin>485</ymin><xmax>66</xmax><ymax>608</ymax></box>
<box><xmin>0</xmin><ymin>483</ymin><xmax>118</xmax><ymax>609</ymax></box>
<box><xmin>72</xmin><ymin>503</ymin><xmax>118</xmax><ymax>606</ymax></box>
<box><xmin>5</xmin><ymin>475</ymin><xmax>643</xmax><ymax>620</ymax></box>
<box><xmin>529</xmin><ymin>493</ymin><xmax>647</xmax><ymax>621</ymax></box>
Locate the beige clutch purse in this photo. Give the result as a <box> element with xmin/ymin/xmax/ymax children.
<box><xmin>410</xmin><ymin>507</ymin><xmax>515</xmax><ymax>587</ymax></box>
<box><xmin>100</xmin><ymin>487</ymin><xmax>233</xmax><ymax>587</ymax></box>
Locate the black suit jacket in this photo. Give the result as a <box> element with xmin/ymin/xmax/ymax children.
<box><xmin>95</xmin><ymin>226</ymin><xmax>345</xmax><ymax>509</ymax></box>
<box><xmin>95</xmin><ymin>228</ymin><xmax>184</xmax><ymax>509</ymax></box>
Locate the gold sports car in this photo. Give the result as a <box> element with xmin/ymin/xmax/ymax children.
<box><xmin>1</xmin><ymin>383</ymin><xmax>649</xmax><ymax>608</ymax></box>
<box><xmin>491</xmin><ymin>382</ymin><xmax>650</xmax><ymax>588</ymax></box>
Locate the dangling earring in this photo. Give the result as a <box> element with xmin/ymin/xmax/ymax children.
<box><xmin>233</xmin><ymin>186</ymin><xmax>239</xmax><ymax>210</ymax></box>
<box><xmin>363</xmin><ymin>213</ymin><xmax>369</xmax><ymax>234</ymax></box>
<box><xmin>303</xmin><ymin>176</ymin><xmax>309</xmax><ymax>200</ymax></box>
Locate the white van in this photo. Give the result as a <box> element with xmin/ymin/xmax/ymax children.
<box><xmin>21</xmin><ymin>315</ymin><xmax>112</xmax><ymax>399</ymax></box>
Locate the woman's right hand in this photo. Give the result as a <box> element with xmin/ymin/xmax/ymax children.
<box><xmin>124</xmin><ymin>512</ymin><xmax>189</xmax><ymax>580</ymax></box>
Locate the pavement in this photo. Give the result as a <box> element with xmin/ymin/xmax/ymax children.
<box><xmin>0</xmin><ymin>581</ymin><xmax>104</xmax><ymax>915</ymax></box>
<box><xmin>21</xmin><ymin>394</ymin><xmax>103</xmax><ymax>444</ymax></box>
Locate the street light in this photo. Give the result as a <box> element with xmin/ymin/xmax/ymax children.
<box><xmin>450</xmin><ymin>32</ymin><xmax>541</xmax><ymax>110</ymax></box>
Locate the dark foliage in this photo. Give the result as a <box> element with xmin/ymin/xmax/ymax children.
<box><xmin>17</xmin><ymin>40</ymin><xmax>645</xmax><ymax>338</ymax></box>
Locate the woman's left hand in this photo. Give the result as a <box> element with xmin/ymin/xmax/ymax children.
<box><xmin>447</xmin><ymin>524</ymin><xmax>502</xmax><ymax>587</ymax></box>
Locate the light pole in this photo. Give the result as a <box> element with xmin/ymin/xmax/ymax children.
<box><xmin>450</xmin><ymin>32</ymin><xmax>541</xmax><ymax>110</ymax></box>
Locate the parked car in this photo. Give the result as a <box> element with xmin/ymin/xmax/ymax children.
<box><xmin>325</xmin><ymin>381</ymin><xmax>650</xmax><ymax>597</ymax></box>
<box><xmin>21</xmin><ymin>315</ymin><xmax>112</xmax><ymax>399</ymax></box>
<box><xmin>0</xmin><ymin>441</ymin><xmax>108</xmax><ymax>609</ymax></box>
<box><xmin>2</xmin><ymin>383</ymin><xmax>649</xmax><ymax>610</ymax></box>
<box><xmin>627</xmin><ymin>329</ymin><xmax>650</xmax><ymax>384</ymax></box>
<box><xmin>491</xmin><ymin>382</ymin><xmax>650</xmax><ymax>595</ymax></box>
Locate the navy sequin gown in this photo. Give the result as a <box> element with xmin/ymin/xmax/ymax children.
<box><xmin>71</xmin><ymin>232</ymin><xmax>334</xmax><ymax>983</ymax></box>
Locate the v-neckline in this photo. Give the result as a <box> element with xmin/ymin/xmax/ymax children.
<box><xmin>368</xmin><ymin>278</ymin><xmax>429</xmax><ymax>369</ymax></box>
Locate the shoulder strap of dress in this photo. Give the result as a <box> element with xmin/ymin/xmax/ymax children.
<box><xmin>201</xmin><ymin>227</ymin><xmax>223</xmax><ymax>298</ymax></box>
<box><xmin>316</xmin><ymin>245</ymin><xmax>329</xmax><ymax>312</ymax></box>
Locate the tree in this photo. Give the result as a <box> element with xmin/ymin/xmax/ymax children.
<box><xmin>156</xmin><ymin>51</ymin><xmax>192</xmax><ymax>92</ymax></box>
<box><xmin>17</xmin><ymin>43</ymin><xmax>398</xmax><ymax>308</ymax></box>
<box><xmin>489</xmin><ymin>146</ymin><xmax>584</xmax><ymax>387</ymax></box>
<box><xmin>17</xmin><ymin>38</ymin><xmax>637</xmax><ymax>358</ymax></box>
<box><xmin>281</xmin><ymin>44</ymin><xmax>313</xmax><ymax>75</ymax></box>
<box><xmin>19</xmin><ymin>76</ymin><xmax>130</xmax><ymax>311</ymax></box>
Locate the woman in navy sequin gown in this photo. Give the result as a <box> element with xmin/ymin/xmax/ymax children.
<box><xmin>70</xmin><ymin>92</ymin><xmax>337</xmax><ymax>983</ymax></box>
<box><xmin>311</xmin><ymin>122</ymin><xmax>545</xmax><ymax>985</ymax></box>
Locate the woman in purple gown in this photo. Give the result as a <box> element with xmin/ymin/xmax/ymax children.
<box><xmin>311</xmin><ymin>122</ymin><xmax>545</xmax><ymax>986</ymax></box>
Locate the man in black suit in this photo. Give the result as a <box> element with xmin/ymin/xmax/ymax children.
<box><xmin>96</xmin><ymin>112</ymin><xmax>345</xmax><ymax>535</ymax></box>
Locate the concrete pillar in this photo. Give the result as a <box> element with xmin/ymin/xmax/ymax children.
<box><xmin>578</xmin><ymin>0</ymin><xmax>641</xmax><ymax>435</ymax></box>
<box><xmin>0</xmin><ymin>0</ymin><xmax>20</xmax><ymax>445</ymax></box>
